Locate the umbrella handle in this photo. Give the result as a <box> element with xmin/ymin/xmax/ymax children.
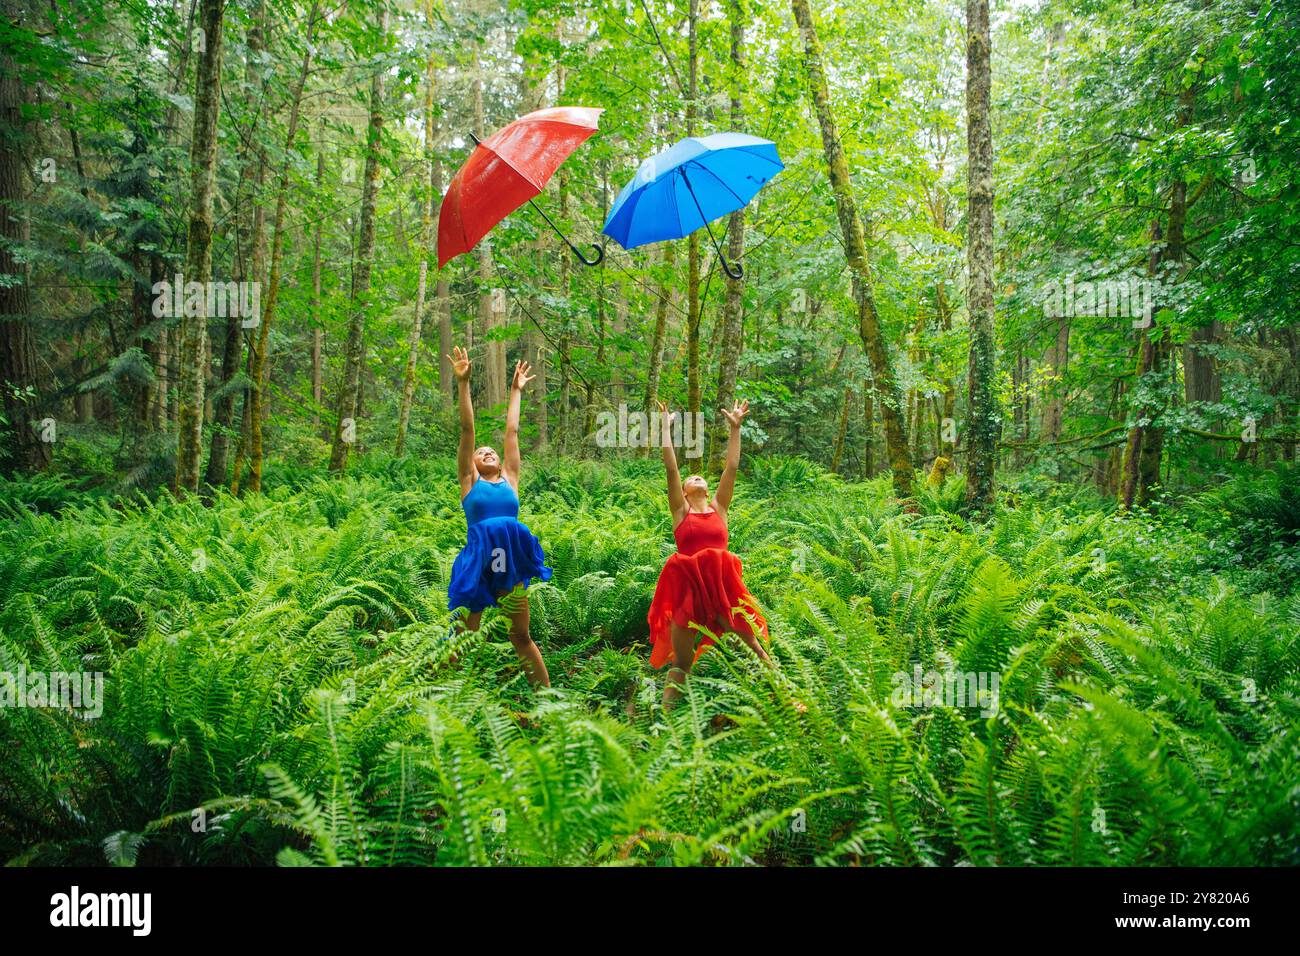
<box><xmin>526</xmin><ymin>198</ymin><xmax>604</xmax><ymax>267</ymax></box>
<box><xmin>574</xmin><ymin>243</ymin><xmax>605</xmax><ymax>266</ymax></box>
<box><xmin>680</xmin><ymin>167</ymin><xmax>744</xmax><ymax>281</ymax></box>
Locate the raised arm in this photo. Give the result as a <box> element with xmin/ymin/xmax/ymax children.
<box><xmin>503</xmin><ymin>359</ymin><xmax>534</xmax><ymax>485</ymax></box>
<box><xmin>659</xmin><ymin>400</ymin><xmax>686</xmax><ymax>522</ymax></box>
<box><xmin>715</xmin><ymin>399</ymin><xmax>749</xmax><ymax>511</ymax></box>
<box><xmin>448</xmin><ymin>346</ymin><xmax>476</xmax><ymax>496</ymax></box>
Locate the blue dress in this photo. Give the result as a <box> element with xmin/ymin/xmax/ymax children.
<box><xmin>447</xmin><ymin>477</ymin><xmax>552</xmax><ymax>614</ymax></box>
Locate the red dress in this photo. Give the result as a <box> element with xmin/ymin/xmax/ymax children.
<box><xmin>647</xmin><ymin>508</ymin><xmax>769</xmax><ymax>669</ymax></box>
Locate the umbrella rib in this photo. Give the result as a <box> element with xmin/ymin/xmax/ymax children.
<box><xmin>685</xmin><ymin>159</ymin><xmax>749</xmax><ymax>209</ymax></box>
<box><xmin>483</xmin><ymin>119</ymin><xmax>598</xmax><ymax>192</ymax></box>
<box><xmin>730</xmin><ymin>145</ymin><xmax>786</xmax><ymax>169</ymax></box>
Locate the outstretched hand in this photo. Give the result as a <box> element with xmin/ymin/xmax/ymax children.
<box><xmin>447</xmin><ymin>345</ymin><xmax>471</xmax><ymax>383</ymax></box>
<box><xmin>511</xmin><ymin>359</ymin><xmax>535</xmax><ymax>392</ymax></box>
<box><xmin>720</xmin><ymin>399</ymin><xmax>750</xmax><ymax>428</ymax></box>
<box><xmin>656</xmin><ymin>399</ymin><xmax>677</xmax><ymax>429</ymax></box>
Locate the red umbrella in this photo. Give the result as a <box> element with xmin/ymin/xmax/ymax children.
<box><xmin>438</xmin><ymin>106</ymin><xmax>604</xmax><ymax>269</ymax></box>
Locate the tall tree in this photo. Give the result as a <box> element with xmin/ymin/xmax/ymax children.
<box><xmin>641</xmin><ymin>241</ymin><xmax>676</xmax><ymax>455</ymax></box>
<box><xmin>963</xmin><ymin>0</ymin><xmax>997</xmax><ymax>510</ymax></box>
<box><xmin>709</xmin><ymin>0</ymin><xmax>748</xmax><ymax>473</ymax></box>
<box><xmin>209</xmin><ymin>0</ymin><xmax>267</xmax><ymax>493</ymax></box>
<box><xmin>474</xmin><ymin>43</ymin><xmax>506</xmax><ymax>412</ymax></box>
<box><xmin>329</xmin><ymin>4</ymin><xmax>387</xmax><ymax>473</ymax></box>
<box><xmin>245</xmin><ymin>0</ymin><xmax>320</xmax><ymax>492</ymax></box>
<box><xmin>790</xmin><ymin>0</ymin><xmax>912</xmax><ymax>496</ymax></box>
<box><xmin>174</xmin><ymin>0</ymin><xmax>226</xmax><ymax>495</ymax></box>
<box><xmin>685</xmin><ymin>0</ymin><xmax>703</xmax><ymax>423</ymax></box>
<box><xmin>396</xmin><ymin>18</ymin><xmax>436</xmax><ymax>457</ymax></box>
<box><xmin>0</xmin><ymin>0</ymin><xmax>49</xmax><ymax>474</ymax></box>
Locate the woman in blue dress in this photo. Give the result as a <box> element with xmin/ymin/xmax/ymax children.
<box><xmin>445</xmin><ymin>345</ymin><xmax>553</xmax><ymax>687</ymax></box>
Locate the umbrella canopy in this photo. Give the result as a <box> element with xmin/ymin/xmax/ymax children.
<box><xmin>438</xmin><ymin>106</ymin><xmax>603</xmax><ymax>268</ymax></box>
<box><xmin>602</xmin><ymin>132</ymin><xmax>783</xmax><ymax>251</ymax></box>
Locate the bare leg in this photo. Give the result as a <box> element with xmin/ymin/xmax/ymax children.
<box><xmin>443</xmin><ymin>610</ymin><xmax>482</xmax><ymax>666</ymax></box>
<box><xmin>731</xmin><ymin>627</ymin><xmax>805</xmax><ymax>711</ymax></box>
<box><xmin>501</xmin><ymin>591</ymin><xmax>549</xmax><ymax>688</ymax></box>
<box><xmin>736</xmin><ymin>628</ymin><xmax>771</xmax><ymax>663</ymax></box>
<box><xmin>662</xmin><ymin>622</ymin><xmax>698</xmax><ymax>709</ymax></box>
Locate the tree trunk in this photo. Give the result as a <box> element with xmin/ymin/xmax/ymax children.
<box><xmin>791</xmin><ymin>0</ymin><xmax>912</xmax><ymax>496</ymax></box>
<box><xmin>528</xmin><ymin>232</ymin><xmax>548</xmax><ymax>446</ymax></box>
<box><xmin>937</xmin><ymin>283</ymin><xmax>956</xmax><ymax>458</ymax></box>
<box><xmin>708</xmin><ymin>0</ymin><xmax>747</xmax><ymax>474</ymax></box>
<box><xmin>474</xmin><ymin>49</ymin><xmax>506</xmax><ymax>412</ymax></box>
<box><xmin>328</xmin><ymin>5</ymin><xmax>386</xmax><ymax>472</ymax></box>
<box><xmin>1040</xmin><ymin>316</ymin><xmax>1069</xmax><ymax>443</ymax></box>
<box><xmin>830</xmin><ymin>385</ymin><xmax>852</xmax><ymax>474</ymax></box>
<box><xmin>641</xmin><ymin>242</ymin><xmax>676</xmax><ymax>455</ymax></box>
<box><xmin>557</xmin><ymin>168</ymin><xmax>572</xmax><ymax>453</ymax></box>
<box><xmin>685</xmin><ymin>0</ymin><xmax>702</xmax><ymax>424</ymax></box>
<box><xmin>245</xmin><ymin>1</ymin><xmax>317</xmax><ymax>492</ymax></box>
<box><xmin>435</xmin><ymin>153</ymin><xmax>453</xmax><ymax>403</ymax></box>
<box><xmin>174</xmin><ymin>0</ymin><xmax>225</xmax><ymax>496</ymax></box>
<box><xmin>397</xmin><ymin>20</ymin><xmax>436</xmax><ymax>457</ymax></box>
<box><xmin>1183</xmin><ymin>320</ymin><xmax>1221</xmax><ymax>404</ymax></box>
<box><xmin>208</xmin><ymin>0</ymin><xmax>269</xmax><ymax>492</ymax></box>
<box><xmin>1119</xmin><ymin>91</ymin><xmax>1193</xmax><ymax>510</ymax></box>
<box><xmin>863</xmin><ymin>383</ymin><xmax>876</xmax><ymax>479</ymax></box>
<box><xmin>311</xmin><ymin>121</ymin><xmax>324</xmax><ymax>429</ymax></box>
<box><xmin>0</xmin><ymin>9</ymin><xmax>49</xmax><ymax>475</ymax></box>
<box><xmin>963</xmin><ymin>0</ymin><xmax>997</xmax><ymax>511</ymax></box>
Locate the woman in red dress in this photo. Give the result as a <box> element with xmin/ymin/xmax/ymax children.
<box><xmin>648</xmin><ymin>399</ymin><xmax>771</xmax><ymax>707</ymax></box>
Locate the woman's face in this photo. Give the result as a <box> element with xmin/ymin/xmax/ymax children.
<box><xmin>683</xmin><ymin>474</ymin><xmax>709</xmax><ymax>499</ymax></box>
<box><xmin>474</xmin><ymin>446</ymin><xmax>500</xmax><ymax>475</ymax></box>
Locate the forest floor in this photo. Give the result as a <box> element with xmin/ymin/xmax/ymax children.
<box><xmin>1</xmin><ymin>456</ymin><xmax>1297</xmax><ymax>865</ymax></box>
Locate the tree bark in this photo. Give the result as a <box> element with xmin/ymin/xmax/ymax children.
<box><xmin>311</xmin><ymin>121</ymin><xmax>324</xmax><ymax>429</ymax></box>
<box><xmin>863</xmin><ymin>382</ymin><xmax>876</xmax><ymax>479</ymax></box>
<box><xmin>174</xmin><ymin>0</ymin><xmax>225</xmax><ymax>495</ymax></box>
<box><xmin>244</xmin><ymin>0</ymin><xmax>318</xmax><ymax>492</ymax></box>
<box><xmin>830</xmin><ymin>385</ymin><xmax>852</xmax><ymax>474</ymax></box>
<box><xmin>1040</xmin><ymin>316</ymin><xmax>1069</xmax><ymax>443</ymax></box>
<box><xmin>474</xmin><ymin>48</ymin><xmax>506</xmax><ymax>412</ymax></box>
<box><xmin>641</xmin><ymin>242</ymin><xmax>676</xmax><ymax>455</ymax></box>
<box><xmin>0</xmin><ymin>6</ymin><xmax>49</xmax><ymax>475</ymax></box>
<box><xmin>209</xmin><ymin>0</ymin><xmax>268</xmax><ymax>492</ymax></box>
<box><xmin>963</xmin><ymin>0</ymin><xmax>998</xmax><ymax>511</ymax></box>
<box><xmin>685</xmin><ymin>0</ymin><xmax>702</xmax><ymax>424</ymax></box>
<box><xmin>709</xmin><ymin>0</ymin><xmax>747</xmax><ymax>474</ymax></box>
<box><xmin>397</xmin><ymin>15</ymin><xmax>436</xmax><ymax>457</ymax></box>
<box><xmin>791</xmin><ymin>0</ymin><xmax>912</xmax><ymax>496</ymax></box>
<box><xmin>1119</xmin><ymin>91</ymin><xmax>1193</xmax><ymax>510</ymax></box>
<box><xmin>328</xmin><ymin>4</ymin><xmax>386</xmax><ymax>472</ymax></box>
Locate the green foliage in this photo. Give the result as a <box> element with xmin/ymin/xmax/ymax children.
<box><xmin>1</xmin><ymin>458</ymin><xmax>1296</xmax><ymax>866</ymax></box>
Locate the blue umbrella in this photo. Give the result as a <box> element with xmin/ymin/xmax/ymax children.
<box><xmin>603</xmin><ymin>132</ymin><xmax>783</xmax><ymax>279</ymax></box>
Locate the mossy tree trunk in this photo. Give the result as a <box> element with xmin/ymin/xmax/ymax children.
<box><xmin>329</xmin><ymin>5</ymin><xmax>387</xmax><ymax>473</ymax></box>
<box><xmin>963</xmin><ymin>0</ymin><xmax>998</xmax><ymax>512</ymax></box>
<box><xmin>709</xmin><ymin>0</ymin><xmax>747</xmax><ymax>474</ymax></box>
<box><xmin>174</xmin><ymin>0</ymin><xmax>225</xmax><ymax>495</ymax></box>
<box><xmin>790</xmin><ymin>0</ymin><xmax>912</xmax><ymax>497</ymax></box>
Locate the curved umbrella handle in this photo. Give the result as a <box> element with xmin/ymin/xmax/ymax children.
<box><xmin>527</xmin><ymin>198</ymin><xmax>604</xmax><ymax>267</ymax></box>
<box><xmin>719</xmin><ymin>257</ymin><xmax>743</xmax><ymax>280</ymax></box>
<box><xmin>574</xmin><ymin>243</ymin><xmax>605</xmax><ymax>267</ymax></box>
<box><xmin>679</xmin><ymin>167</ymin><xmax>745</xmax><ymax>282</ymax></box>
